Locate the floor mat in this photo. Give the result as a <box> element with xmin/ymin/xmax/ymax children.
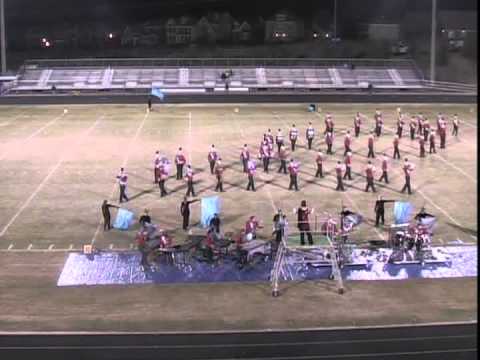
<box><xmin>57</xmin><ymin>246</ymin><xmax>477</xmax><ymax>286</ymax></box>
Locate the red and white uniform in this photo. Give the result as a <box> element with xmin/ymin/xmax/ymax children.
<box><xmin>306</xmin><ymin>126</ymin><xmax>315</xmax><ymax>139</ymax></box>
<box><xmin>381</xmin><ymin>156</ymin><xmax>388</xmax><ymax>171</ymax></box>
<box><xmin>403</xmin><ymin>162</ymin><xmax>414</xmax><ymax>176</ymax></box>
<box><xmin>276</xmin><ymin>130</ymin><xmax>284</xmax><ymax>144</ymax></box>
<box><xmin>344</xmin><ymin>154</ymin><xmax>352</xmax><ymax>168</ymax></box>
<box><xmin>368</xmin><ymin>135</ymin><xmax>374</xmax><ymax>148</ymax></box>
<box><xmin>423</xmin><ymin>121</ymin><xmax>430</xmax><ymax>133</ymax></box>
<box><xmin>175</xmin><ymin>151</ymin><xmax>186</xmax><ymax>165</ymax></box>
<box><xmin>185</xmin><ymin>167</ymin><xmax>193</xmax><ymax>181</ymax></box>
<box><xmin>247</xmin><ymin>159</ymin><xmax>257</xmax><ymax>175</ymax></box>
<box><xmin>159</xmin><ymin>233</ymin><xmax>172</xmax><ymax>248</ymax></box>
<box><xmin>354</xmin><ymin>114</ymin><xmax>362</xmax><ymax>128</ymax></box>
<box><xmin>365</xmin><ymin>164</ymin><xmax>376</xmax><ymax>179</ymax></box>
<box><xmin>325</xmin><ymin>115</ymin><xmax>334</xmax><ymax>131</ymax></box>
<box><xmin>325</xmin><ymin>132</ymin><xmax>334</xmax><ymax>145</ymax></box>
<box><xmin>409</xmin><ymin>117</ymin><xmax>416</xmax><ymax>129</ymax></box>
<box><xmin>260</xmin><ymin>142</ymin><xmax>271</xmax><ymax>158</ymax></box>
<box><xmin>288</xmin><ymin>161</ymin><xmax>299</xmax><ymax>175</ymax></box>
<box><xmin>118</xmin><ymin>171</ymin><xmax>128</xmax><ymax>185</ymax></box>
<box><xmin>215</xmin><ymin>163</ymin><xmax>224</xmax><ymax>179</ymax></box>
<box><xmin>289</xmin><ymin>127</ymin><xmax>299</xmax><ymax>141</ymax></box>
<box><xmin>335</xmin><ymin>163</ymin><xmax>345</xmax><ymax>177</ymax></box>
<box><xmin>159</xmin><ymin>164</ymin><xmax>169</xmax><ymax>180</ymax></box>
<box><xmin>245</xmin><ymin>218</ymin><xmax>260</xmax><ymax>238</ymax></box>
<box><xmin>316</xmin><ymin>152</ymin><xmax>324</xmax><ymax>165</ymax></box>
<box><xmin>394</xmin><ymin>137</ymin><xmax>399</xmax><ymax>148</ymax></box>
<box><xmin>436</xmin><ymin>114</ymin><xmax>444</xmax><ymax>131</ymax></box>
<box><xmin>266</xmin><ymin>132</ymin><xmax>274</xmax><ymax>144</ymax></box>
<box><xmin>453</xmin><ymin>116</ymin><xmax>459</xmax><ymax>127</ymax></box>
<box><xmin>240</xmin><ymin>147</ymin><xmax>250</xmax><ymax>161</ymax></box>
<box><xmin>154</xmin><ymin>156</ymin><xmax>161</xmax><ymax>170</ymax></box>
<box><xmin>439</xmin><ymin>119</ymin><xmax>447</xmax><ymax>134</ymax></box>
<box><xmin>208</xmin><ymin>149</ymin><xmax>218</xmax><ymax>162</ymax></box>
<box><xmin>344</xmin><ymin>134</ymin><xmax>351</xmax><ymax>148</ymax></box>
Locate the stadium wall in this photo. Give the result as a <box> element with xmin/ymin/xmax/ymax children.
<box><xmin>0</xmin><ymin>92</ymin><xmax>476</xmax><ymax>105</ymax></box>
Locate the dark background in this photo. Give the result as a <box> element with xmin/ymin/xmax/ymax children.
<box><xmin>5</xmin><ymin>0</ymin><xmax>477</xmax><ymax>26</ymax></box>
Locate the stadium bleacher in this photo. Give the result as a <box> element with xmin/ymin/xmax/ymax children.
<box><xmin>8</xmin><ymin>58</ymin><xmax>428</xmax><ymax>94</ymax></box>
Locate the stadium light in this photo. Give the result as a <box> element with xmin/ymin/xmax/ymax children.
<box><xmin>45</xmin><ymin>41</ymin><xmax>51</xmax><ymax>47</ymax></box>
<box><xmin>108</xmin><ymin>33</ymin><xmax>114</xmax><ymax>39</ymax></box>
<box><xmin>42</xmin><ymin>38</ymin><xmax>47</xmax><ymax>43</ymax></box>
<box><xmin>333</xmin><ymin>0</ymin><xmax>337</xmax><ymax>41</ymax></box>
<box><xmin>430</xmin><ymin>0</ymin><xmax>437</xmax><ymax>82</ymax></box>
<box><xmin>0</xmin><ymin>0</ymin><xmax>6</xmax><ymax>74</ymax></box>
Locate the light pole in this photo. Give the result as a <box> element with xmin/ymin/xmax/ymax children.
<box><xmin>0</xmin><ymin>0</ymin><xmax>6</xmax><ymax>74</ymax></box>
<box><xmin>333</xmin><ymin>0</ymin><xmax>337</xmax><ymax>40</ymax></box>
<box><xmin>430</xmin><ymin>0</ymin><xmax>437</xmax><ymax>82</ymax></box>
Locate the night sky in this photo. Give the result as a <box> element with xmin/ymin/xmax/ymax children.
<box><xmin>5</xmin><ymin>0</ymin><xmax>477</xmax><ymax>25</ymax></box>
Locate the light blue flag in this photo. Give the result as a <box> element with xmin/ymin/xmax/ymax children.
<box><xmin>151</xmin><ymin>87</ymin><xmax>165</xmax><ymax>101</ymax></box>
<box><xmin>201</xmin><ymin>196</ymin><xmax>221</xmax><ymax>228</ymax></box>
<box><xmin>113</xmin><ymin>208</ymin><xmax>135</xmax><ymax>230</ymax></box>
<box><xmin>393</xmin><ymin>201</ymin><xmax>414</xmax><ymax>224</ymax></box>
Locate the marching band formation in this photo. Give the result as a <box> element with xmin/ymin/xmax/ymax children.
<box><xmin>116</xmin><ymin>109</ymin><xmax>461</xmax><ymax>202</ymax></box>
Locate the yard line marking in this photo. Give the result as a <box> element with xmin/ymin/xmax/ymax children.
<box><xmin>0</xmin><ymin>112</ymin><xmax>65</xmax><ymax>161</ymax></box>
<box><xmin>109</xmin><ymin>244</ymin><xmax>114</xmax><ymax>250</ymax></box>
<box><xmin>344</xmin><ymin>192</ymin><xmax>385</xmax><ymax>240</ymax></box>
<box><xmin>0</xmin><ymin>116</ymin><xmax>102</xmax><ymax>238</ymax></box>
<box><xmin>434</xmin><ymin>154</ymin><xmax>476</xmax><ymax>183</ymax></box>
<box><xmin>438</xmin><ymin>238</ymin><xmax>444</xmax><ymax>244</ymax></box>
<box><xmin>27</xmin><ymin>244</ymin><xmax>32</xmax><ymax>250</ymax></box>
<box><xmin>48</xmin><ymin>244</ymin><xmax>55</xmax><ymax>250</ymax></box>
<box><xmin>417</xmin><ymin>189</ymin><xmax>462</xmax><ymax>227</ymax></box>
<box><xmin>7</xmin><ymin>244</ymin><xmax>13</xmax><ymax>250</ymax></box>
<box><xmin>470</xmin><ymin>235</ymin><xmax>477</xmax><ymax>240</ymax></box>
<box><xmin>387</xmin><ymin>166</ymin><xmax>464</xmax><ymax>228</ymax></box>
<box><xmin>187</xmin><ymin>111</ymin><xmax>192</xmax><ymax>162</ymax></box>
<box><xmin>90</xmin><ymin>112</ymin><xmax>149</xmax><ymax>245</ymax></box>
<box><xmin>69</xmin><ymin>244</ymin><xmax>74</xmax><ymax>250</ymax></box>
<box><xmin>461</xmin><ymin>121</ymin><xmax>477</xmax><ymax>129</ymax></box>
<box><xmin>0</xmin><ymin>247</ymin><xmax>135</xmax><ymax>253</ymax></box>
<box><xmin>129</xmin><ymin>243</ymin><xmax>134</xmax><ymax>250</ymax></box>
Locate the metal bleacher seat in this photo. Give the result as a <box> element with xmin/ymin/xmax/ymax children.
<box><xmin>396</xmin><ymin>68</ymin><xmax>423</xmax><ymax>86</ymax></box>
<box><xmin>354</xmin><ymin>68</ymin><xmax>396</xmax><ymax>88</ymax></box>
<box><xmin>10</xmin><ymin>59</ymin><xmax>426</xmax><ymax>93</ymax></box>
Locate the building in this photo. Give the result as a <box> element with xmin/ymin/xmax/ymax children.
<box><xmin>265</xmin><ymin>12</ymin><xmax>304</xmax><ymax>42</ymax></box>
<box><xmin>166</xmin><ymin>16</ymin><xmax>196</xmax><ymax>45</ymax></box>
<box><xmin>232</xmin><ymin>21</ymin><xmax>252</xmax><ymax>43</ymax></box>
<box><xmin>438</xmin><ymin>10</ymin><xmax>477</xmax><ymax>49</ymax></box>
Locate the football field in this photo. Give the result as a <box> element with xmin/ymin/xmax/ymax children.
<box><xmin>0</xmin><ymin>103</ymin><xmax>477</xmax><ymax>252</ymax></box>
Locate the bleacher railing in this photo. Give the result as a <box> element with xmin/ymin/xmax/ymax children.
<box><xmin>23</xmin><ymin>57</ymin><xmax>419</xmax><ymax>69</ymax></box>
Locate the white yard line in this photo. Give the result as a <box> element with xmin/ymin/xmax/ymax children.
<box><xmin>434</xmin><ymin>153</ymin><xmax>477</xmax><ymax>183</ymax></box>
<box><xmin>461</xmin><ymin>121</ymin><xmax>477</xmax><ymax>129</ymax></box>
<box><xmin>386</xmin><ymin>166</ymin><xmax>464</xmax><ymax>228</ymax></box>
<box><xmin>0</xmin><ymin>116</ymin><xmax>102</xmax><ymax>238</ymax></box>
<box><xmin>343</xmin><ymin>192</ymin><xmax>385</xmax><ymax>240</ymax></box>
<box><xmin>233</xmin><ymin>112</ymin><xmax>277</xmax><ymax>212</ymax></box>
<box><xmin>90</xmin><ymin>112</ymin><xmax>149</xmax><ymax>245</ymax></box>
<box><xmin>187</xmin><ymin>111</ymin><xmax>192</xmax><ymax>162</ymax></box>
<box><xmin>0</xmin><ymin>247</ymin><xmax>134</xmax><ymax>253</ymax></box>
<box><xmin>417</xmin><ymin>189</ymin><xmax>462</xmax><ymax>227</ymax></box>
<box><xmin>0</xmin><ymin>112</ymin><xmax>65</xmax><ymax>161</ymax></box>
